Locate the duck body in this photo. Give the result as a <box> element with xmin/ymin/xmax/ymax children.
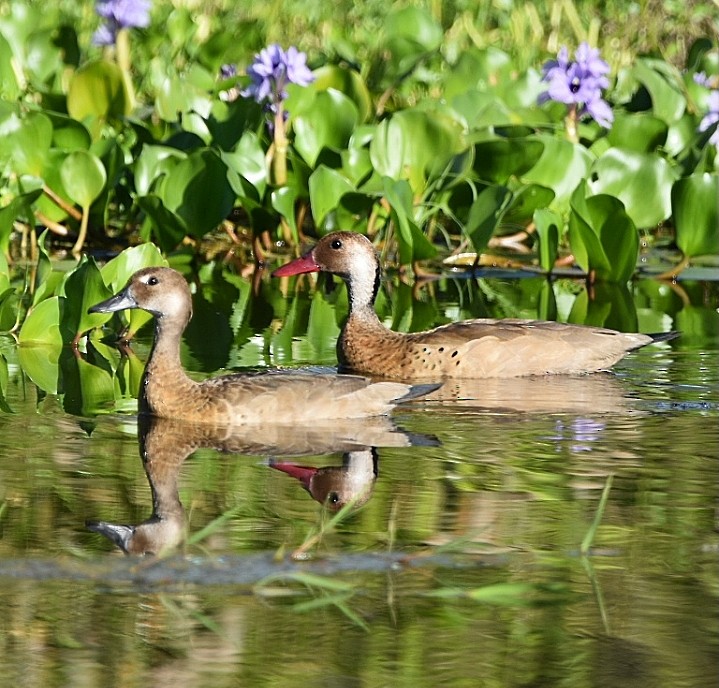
<box><xmin>273</xmin><ymin>231</ymin><xmax>678</xmax><ymax>380</ymax></box>
<box><xmin>89</xmin><ymin>267</ymin><xmax>437</xmax><ymax>424</ymax></box>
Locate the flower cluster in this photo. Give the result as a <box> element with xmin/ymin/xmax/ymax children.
<box><xmin>699</xmin><ymin>91</ymin><xmax>719</xmax><ymax>145</ymax></box>
<box><xmin>539</xmin><ymin>42</ymin><xmax>613</xmax><ymax>129</ymax></box>
<box><xmin>242</xmin><ymin>44</ymin><xmax>314</xmax><ymax>111</ymax></box>
<box><xmin>93</xmin><ymin>0</ymin><xmax>151</xmax><ymax>46</ymax></box>
<box><xmin>695</xmin><ymin>74</ymin><xmax>719</xmax><ymax>146</ymax></box>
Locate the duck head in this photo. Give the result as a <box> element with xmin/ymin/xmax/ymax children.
<box><xmin>89</xmin><ymin>266</ymin><xmax>193</xmax><ymax>325</ymax></box>
<box><xmin>272</xmin><ymin>232</ymin><xmax>378</xmax><ymax>282</ymax></box>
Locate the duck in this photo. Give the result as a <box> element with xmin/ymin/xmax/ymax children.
<box><xmin>272</xmin><ymin>231</ymin><xmax>679</xmax><ymax>380</ymax></box>
<box><xmin>88</xmin><ymin>267</ymin><xmax>438</xmax><ymax>424</ymax></box>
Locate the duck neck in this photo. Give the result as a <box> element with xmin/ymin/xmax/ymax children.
<box><xmin>139</xmin><ymin>315</ymin><xmax>197</xmax><ymax>413</ymax></box>
<box><xmin>344</xmin><ymin>258</ymin><xmax>382</xmax><ymax>325</ymax></box>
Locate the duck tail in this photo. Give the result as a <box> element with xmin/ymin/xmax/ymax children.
<box><xmin>397</xmin><ymin>382</ymin><xmax>442</xmax><ymax>403</ymax></box>
<box><xmin>647</xmin><ymin>331</ymin><xmax>681</xmax><ymax>345</ymax></box>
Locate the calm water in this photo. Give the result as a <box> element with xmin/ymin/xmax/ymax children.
<box><xmin>0</xmin><ymin>271</ymin><xmax>717</xmax><ymax>687</ymax></box>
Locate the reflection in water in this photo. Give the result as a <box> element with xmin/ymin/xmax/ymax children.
<box><xmin>87</xmin><ymin>414</ymin><xmax>433</xmax><ymax>555</ymax></box>
<box><xmin>270</xmin><ymin>449</ymin><xmax>379</xmax><ymax>510</ymax></box>
<box><xmin>422</xmin><ymin>372</ymin><xmax>635</xmax><ymax>414</ymax></box>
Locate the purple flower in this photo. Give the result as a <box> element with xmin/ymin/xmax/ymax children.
<box><xmin>699</xmin><ymin>90</ymin><xmax>719</xmax><ymax>145</ymax></box>
<box><xmin>93</xmin><ymin>0</ymin><xmax>151</xmax><ymax>46</ymax></box>
<box><xmin>242</xmin><ymin>44</ymin><xmax>314</xmax><ymax>109</ymax></box>
<box><xmin>539</xmin><ymin>42</ymin><xmax>614</xmax><ymax>128</ymax></box>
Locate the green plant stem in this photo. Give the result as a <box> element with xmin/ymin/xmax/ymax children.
<box><xmin>115</xmin><ymin>28</ymin><xmax>136</xmax><ymax>110</ymax></box>
<box><xmin>71</xmin><ymin>207</ymin><xmax>90</xmax><ymax>255</ymax></box>
<box><xmin>272</xmin><ymin>106</ymin><xmax>288</xmax><ymax>187</ymax></box>
<box><xmin>565</xmin><ymin>104</ymin><xmax>579</xmax><ymax>143</ymax></box>
<box><xmin>580</xmin><ymin>474</ymin><xmax>613</xmax><ymax>554</ymax></box>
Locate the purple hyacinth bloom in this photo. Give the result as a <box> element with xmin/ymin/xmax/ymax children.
<box><xmin>699</xmin><ymin>90</ymin><xmax>719</xmax><ymax>145</ymax></box>
<box><xmin>93</xmin><ymin>0</ymin><xmax>151</xmax><ymax>45</ymax></box>
<box><xmin>242</xmin><ymin>44</ymin><xmax>314</xmax><ymax>109</ymax></box>
<box><xmin>539</xmin><ymin>42</ymin><xmax>614</xmax><ymax>128</ymax></box>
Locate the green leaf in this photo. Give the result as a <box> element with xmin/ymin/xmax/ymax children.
<box><xmin>136</xmin><ymin>195</ymin><xmax>187</xmax><ymax>253</ymax></box>
<box><xmin>569</xmin><ymin>182</ymin><xmax>639</xmax><ymax>283</ymax></box>
<box><xmin>59</xmin><ymin>257</ymin><xmax>112</xmax><ymax>343</ymax></box>
<box><xmin>67</xmin><ymin>59</ymin><xmax>130</xmax><ymax>120</ymax></box>
<box><xmin>588</xmin><ymin>148</ymin><xmax>677</xmax><ymax>229</ymax></box>
<box><xmin>134</xmin><ymin>145</ymin><xmax>186</xmax><ymax>196</ymax></box>
<box><xmin>308</xmin><ymin>166</ymin><xmax>355</xmax><ymax>228</ymax></box>
<box><xmin>523</xmin><ymin>134</ymin><xmax>592</xmax><ymax>204</ymax></box>
<box><xmin>631</xmin><ymin>57</ymin><xmax>686</xmax><ymax>124</ymax></box>
<box><xmin>472</xmin><ymin>137</ymin><xmax>545</xmax><ymax>184</ymax></box>
<box><xmin>293</xmin><ymin>89</ymin><xmax>359</xmax><ymax>167</ymax></box>
<box><xmin>370</xmin><ymin>108</ymin><xmax>464</xmax><ymax>193</ymax></box>
<box><xmin>310</xmin><ymin>65</ymin><xmax>372</xmax><ymax>122</ymax></box>
<box><xmin>533</xmin><ymin>208</ymin><xmax>561</xmax><ymax>273</ymax></box>
<box><xmin>60</xmin><ymin>151</ymin><xmax>107</xmax><ymax>209</ymax></box>
<box><xmin>383</xmin><ymin>6</ymin><xmax>442</xmax><ymax>78</ymax></box>
<box><xmin>0</xmin><ymin>111</ymin><xmax>53</xmax><ymax>176</ymax></box>
<box><xmin>271</xmin><ymin>186</ymin><xmax>299</xmax><ymax>240</ymax></box>
<box><xmin>464</xmin><ymin>185</ymin><xmax>513</xmax><ymax>255</ymax></box>
<box><xmin>672</xmin><ymin>173</ymin><xmax>719</xmax><ymax>258</ymax></box>
<box><xmin>382</xmin><ymin>177</ymin><xmax>436</xmax><ymax>264</ymax></box>
<box><xmin>160</xmin><ymin>148</ymin><xmax>235</xmax><ymax>237</ymax></box>
<box><xmin>18</xmin><ymin>296</ymin><xmax>63</xmax><ymax>347</ymax></box>
<box><xmin>607</xmin><ymin>112</ymin><xmax>668</xmax><ymax>153</ymax></box>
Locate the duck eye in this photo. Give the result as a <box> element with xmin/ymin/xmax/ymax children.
<box><xmin>330</xmin><ymin>239</ymin><xmax>342</xmax><ymax>250</ymax></box>
<box><xmin>147</xmin><ymin>276</ymin><xmax>159</xmax><ymax>286</ymax></box>
<box><xmin>328</xmin><ymin>492</ymin><xmax>340</xmax><ymax>504</ymax></box>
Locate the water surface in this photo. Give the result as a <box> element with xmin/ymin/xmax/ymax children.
<box><xmin>0</xmin><ymin>272</ymin><xmax>717</xmax><ymax>687</ymax></box>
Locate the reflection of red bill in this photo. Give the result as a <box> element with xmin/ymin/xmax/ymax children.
<box><xmin>269</xmin><ymin>461</ymin><xmax>318</xmax><ymax>490</ymax></box>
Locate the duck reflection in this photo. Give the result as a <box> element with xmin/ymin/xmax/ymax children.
<box><xmin>87</xmin><ymin>413</ymin><xmax>428</xmax><ymax>555</ymax></box>
<box><xmin>421</xmin><ymin>372</ymin><xmax>637</xmax><ymax>414</ymax></box>
<box><xmin>270</xmin><ymin>448</ymin><xmax>378</xmax><ymax>511</ymax></box>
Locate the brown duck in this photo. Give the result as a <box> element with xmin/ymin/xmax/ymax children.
<box><xmin>273</xmin><ymin>231</ymin><xmax>678</xmax><ymax>379</ymax></box>
<box><xmin>88</xmin><ymin>267</ymin><xmax>437</xmax><ymax>424</ymax></box>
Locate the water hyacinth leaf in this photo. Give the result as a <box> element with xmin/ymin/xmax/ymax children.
<box><xmin>382</xmin><ymin>177</ymin><xmax>436</xmax><ymax>264</ymax></box>
<box><xmin>48</xmin><ymin>112</ymin><xmax>92</xmax><ymax>151</ymax></box>
<box><xmin>339</xmin><ymin>147</ymin><xmax>373</xmax><ymax>186</ymax></box>
<box><xmin>607</xmin><ymin>112</ymin><xmax>668</xmax><ymax>153</ymax></box>
<box><xmin>221</xmin><ymin>131</ymin><xmax>268</xmax><ymax>199</ymax></box>
<box><xmin>503</xmin><ymin>184</ymin><xmax>555</xmax><ymax>227</ymax></box>
<box><xmin>67</xmin><ymin>59</ymin><xmax>130</xmax><ymax>120</ymax></box>
<box><xmin>307</xmin><ymin>291</ymin><xmax>342</xmax><ymax>358</ymax></box>
<box><xmin>472</xmin><ymin>138</ymin><xmax>545</xmax><ymax>184</ymax></box>
<box><xmin>672</xmin><ymin>173</ymin><xmax>719</xmax><ymax>258</ymax></box>
<box><xmin>160</xmin><ymin>149</ymin><xmax>235</xmax><ymax>237</ymax></box>
<box><xmin>60</xmin><ymin>350</ymin><xmax>116</xmax><ymax>417</ymax></box>
<box><xmin>588</xmin><ymin>148</ymin><xmax>676</xmax><ymax>228</ymax></box>
<box><xmin>569</xmin><ymin>183</ymin><xmax>639</xmax><ymax>283</ymax></box>
<box><xmin>523</xmin><ymin>134</ymin><xmax>592</xmax><ymax>204</ymax></box>
<box><xmin>311</xmin><ymin>65</ymin><xmax>372</xmax><ymax>122</ymax></box>
<box><xmin>464</xmin><ymin>185</ymin><xmax>513</xmax><ymax>255</ymax></box>
<box><xmin>1</xmin><ymin>111</ymin><xmax>52</xmax><ymax>176</ymax></box>
<box><xmin>134</xmin><ymin>145</ymin><xmax>186</xmax><ymax>196</ymax></box>
<box><xmin>0</xmin><ymin>191</ymin><xmax>42</xmax><ymax>254</ymax></box>
<box><xmin>271</xmin><ymin>186</ymin><xmax>299</xmax><ymax>239</ymax></box>
<box><xmin>533</xmin><ymin>208</ymin><xmax>561</xmax><ymax>273</ymax></box>
<box><xmin>631</xmin><ymin>58</ymin><xmax>686</xmax><ymax>124</ymax></box>
<box><xmin>0</xmin><ymin>34</ymin><xmax>20</xmax><ymax>99</ymax></box>
<box><xmin>309</xmin><ymin>166</ymin><xmax>355</xmax><ymax>229</ymax></box>
<box><xmin>0</xmin><ymin>287</ymin><xmax>17</xmax><ymax>333</ymax></box>
<box><xmin>293</xmin><ymin>89</ymin><xmax>359</xmax><ymax>167</ymax></box>
<box><xmin>568</xmin><ymin>283</ymin><xmax>638</xmax><ymax>331</ymax></box>
<box><xmin>383</xmin><ymin>6</ymin><xmax>442</xmax><ymax>78</ymax></box>
<box><xmin>60</xmin><ymin>151</ymin><xmax>107</xmax><ymax>209</ymax></box>
<box><xmin>18</xmin><ymin>295</ymin><xmax>63</xmax><ymax>347</ymax></box>
<box><xmin>370</xmin><ymin>109</ymin><xmax>463</xmax><ymax>193</ymax></box>
<box><xmin>136</xmin><ymin>195</ymin><xmax>187</xmax><ymax>253</ymax></box>
<box><xmin>17</xmin><ymin>340</ymin><xmax>61</xmax><ymax>395</ymax></box>
<box><xmin>60</xmin><ymin>257</ymin><xmax>111</xmax><ymax>342</ymax></box>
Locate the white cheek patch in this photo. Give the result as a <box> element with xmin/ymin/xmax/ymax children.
<box><xmin>162</xmin><ymin>289</ymin><xmax>186</xmax><ymax>318</ymax></box>
<box><xmin>348</xmin><ymin>253</ymin><xmax>377</xmax><ymax>304</ymax></box>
